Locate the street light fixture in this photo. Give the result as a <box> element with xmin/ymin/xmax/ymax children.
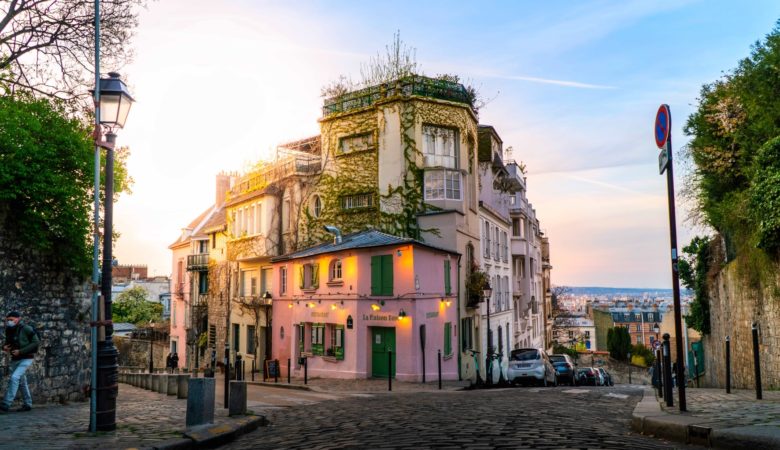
<box><xmin>482</xmin><ymin>283</ymin><xmax>493</xmax><ymax>385</ymax></box>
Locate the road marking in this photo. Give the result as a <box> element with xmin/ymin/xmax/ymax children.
<box><xmin>605</xmin><ymin>393</ymin><xmax>629</xmax><ymax>399</ymax></box>
<box><xmin>562</xmin><ymin>389</ymin><xmax>589</xmax><ymax>394</ymax></box>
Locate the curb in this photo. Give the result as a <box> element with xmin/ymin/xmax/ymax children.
<box><xmin>245</xmin><ymin>381</ymin><xmax>314</xmax><ymax>391</ymax></box>
<box><xmin>137</xmin><ymin>415</ymin><xmax>267</xmax><ymax>450</ymax></box>
<box><xmin>630</xmin><ymin>388</ymin><xmax>780</xmax><ymax>449</ymax></box>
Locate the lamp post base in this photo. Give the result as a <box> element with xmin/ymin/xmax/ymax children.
<box><xmin>95</xmin><ymin>338</ymin><xmax>119</xmax><ymax>431</ymax></box>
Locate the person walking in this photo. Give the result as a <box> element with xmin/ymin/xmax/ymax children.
<box><xmin>1</xmin><ymin>311</ymin><xmax>39</xmax><ymax>413</ymax></box>
<box><xmin>165</xmin><ymin>353</ymin><xmax>173</xmax><ymax>373</ymax></box>
<box><xmin>171</xmin><ymin>352</ymin><xmax>179</xmax><ymax>373</ymax></box>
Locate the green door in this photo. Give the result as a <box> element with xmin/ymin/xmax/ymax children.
<box><xmin>371</xmin><ymin>327</ymin><xmax>396</xmax><ymax>378</ymax></box>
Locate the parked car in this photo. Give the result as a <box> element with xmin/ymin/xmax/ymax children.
<box><xmin>549</xmin><ymin>354</ymin><xmax>577</xmax><ymax>385</ymax></box>
<box><xmin>597</xmin><ymin>368</ymin><xmax>613</xmax><ymax>386</ymax></box>
<box><xmin>575</xmin><ymin>367</ymin><xmax>600</xmax><ymax>386</ymax></box>
<box><xmin>508</xmin><ymin>348</ymin><xmax>557</xmax><ymax>387</ymax></box>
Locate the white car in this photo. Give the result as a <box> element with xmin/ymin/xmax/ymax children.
<box><xmin>507</xmin><ymin>348</ymin><xmax>557</xmax><ymax>387</ymax></box>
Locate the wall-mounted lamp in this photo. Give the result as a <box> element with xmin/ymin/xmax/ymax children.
<box><xmin>397</xmin><ymin>249</ymin><xmax>402</xmax><ymax>257</ymax></box>
<box><xmin>398</xmin><ymin>309</ymin><xmax>407</xmax><ymax>320</ymax></box>
<box><xmin>441</xmin><ymin>298</ymin><xmax>452</xmax><ymax>307</ymax></box>
<box><xmin>288</xmin><ymin>302</ymin><xmax>293</xmax><ymax>309</ymax></box>
<box><xmin>331</xmin><ymin>304</ymin><xmax>337</xmax><ymax>311</ymax></box>
<box><xmin>307</xmin><ymin>302</ymin><xmax>316</xmax><ymax>308</ymax></box>
<box><xmin>371</xmin><ymin>303</ymin><xmax>381</xmax><ymax>311</ymax></box>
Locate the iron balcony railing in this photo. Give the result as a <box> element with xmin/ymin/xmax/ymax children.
<box><xmin>322</xmin><ymin>75</ymin><xmax>474</xmax><ymax>117</ymax></box>
<box><xmin>229</xmin><ymin>156</ymin><xmax>321</xmax><ymax>198</ymax></box>
<box><xmin>186</xmin><ymin>253</ymin><xmax>208</xmax><ymax>271</ymax></box>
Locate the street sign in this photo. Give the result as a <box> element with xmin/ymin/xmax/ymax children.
<box><xmin>655</xmin><ymin>104</ymin><xmax>671</xmax><ymax>149</ymax></box>
<box><xmin>659</xmin><ymin>148</ymin><xmax>669</xmax><ymax>174</ymax></box>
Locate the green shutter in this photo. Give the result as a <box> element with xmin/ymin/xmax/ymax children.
<box><xmin>444</xmin><ymin>259</ymin><xmax>451</xmax><ymax>295</ymax></box>
<box><xmin>371</xmin><ymin>255</ymin><xmax>381</xmax><ymax>296</ymax></box>
<box><xmin>299</xmin><ymin>323</ymin><xmax>305</xmax><ymax>354</ymax></box>
<box><xmin>335</xmin><ymin>326</ymin><xmax>345</xmax><ymax>360</ymax></box>
<box><xmin>312</xmin><ymin>263</ymin><xmax>319</xmax><ymax>288</ymax></box>
<box><xmin>298</xmin><ymin>265</ymin><xmax>304</xmax><ymax>289</ymax></box>
<box><xmin>381</xmin><ymin>254</ymin><xmax>393</xmax><ymax>296</ymax></box>
<box><xmin>444</xmin><ymin>322</ymin><xmax>452</xmax><ymax>356</ymax></box>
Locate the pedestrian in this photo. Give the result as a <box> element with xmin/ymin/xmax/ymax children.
<box><xmin>165</xmin><ymin>353</ymin><xmax>172</xmax><ymax>373</ymax></box>
<box><xmin>1</xmin><ymin>311</ymin><xmax>39</xmax><ymax>413</ymax></box>
<box><xmin>171</xmin><ymin>352</ymin><xmax>179</xmax><ymax>372</ymax></box>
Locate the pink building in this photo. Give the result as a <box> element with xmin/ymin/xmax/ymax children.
<box><xmin>271</xmin><ymin>230</ymin><xmax>459</xmax><ymax>382</ymax></box>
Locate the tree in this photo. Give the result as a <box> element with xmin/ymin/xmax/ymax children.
<box><xmin>550</xmin><ymin>285</ymin><xmax>571</xmax><ymax>316</ymax></box>
<box><xmin>0</xmin><ymin>0</ymin><xmax>145</xmax><ymax>104</ymax></box>
<box><xmin>0</xmin><ymin>93</ymin><xmax>132</xmax><ymax>276</ymax></box>
<box><xmin>679</xmin><ymin>236</ymin><xmax>712</xmax><ymax>334</ymax></box>
<box><xmin>606</xmin><ymin>327</ymin><xmax>631</xmax><ymax>361</ymax></box>
<box><xmin>113</xmin><ymin>286</ymin><xmax>163</xmax><ymax>325</ymax></box>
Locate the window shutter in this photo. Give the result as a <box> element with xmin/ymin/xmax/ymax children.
<box><xmin>371</xmin><ymin>256</ymin><xmax>381</xmax><ymax>296</ymax></box>
<box><xmin>444</xmin><ymin>259</ymin><xmax>451</xmax><ymax>295</ymax></box>
<box><xmin>298</xmin><ymin>265</ymin><xmax>304</xmax><ymax>289</ymax></box>
<box><xmin>312</xmin><ymin>263</ymin><xmax>319</xmax><ymax>288</ymax></box>
<box><xmin>444</xmin><ymin>322</ymin><xmax>452</xmax><ymax>356</ymax></box>
<box><xmin>381</xmin><ymin>254</ymin><xmax>393</xmax><ymax>296</ymax></box>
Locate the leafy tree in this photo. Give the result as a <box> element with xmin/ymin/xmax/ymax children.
<box><xmin>606</xmin><ymin>327</ymin><xmax>631</xmax><ymax>361</ymax></box>
<box><xmin>113</xmin><ymin>286</ymin><xmax>163</xmax><ymax>325</ymax></box>
<box><xmin>630</xmin><ymin>343</ymin><xmax>655</xmax><ymax>366</ymax></box>
<box><xmin>679</xmin><ymin>236</ymin><xmax>712</xmax><ymax>334</ymax></box>
<box><xmin>0</xmin><ymin>0</ymin><xmax>145</xmax><ymax>104</ymax></box>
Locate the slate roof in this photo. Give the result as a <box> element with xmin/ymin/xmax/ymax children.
<box><xmin>271</xmin><ymin>230</ymin><xmax>459</xmax><ymax>262</ymax></box>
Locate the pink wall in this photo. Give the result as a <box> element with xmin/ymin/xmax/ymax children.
<box><xmin>272</xmin><ymin>243</ymin><xmax>459</xmax><ymax>381</ymax></box>
<box><xmin>169</xmin><ymin>245</ymin><xmax>190</xmax><ymax>367</ymax></box>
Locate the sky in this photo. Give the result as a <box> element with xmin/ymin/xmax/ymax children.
<box><xmin>113</xmin><ymin>0</ymin><xmax>780</xmax><ymax>288</ymax></box>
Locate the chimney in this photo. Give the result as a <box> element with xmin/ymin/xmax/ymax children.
<box><xmin>215</xmin><ymin>172</ymin><xmax>231</xmax><ymax>207</ymax></box>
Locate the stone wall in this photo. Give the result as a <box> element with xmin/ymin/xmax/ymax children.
<box><xmin>702</xmin><ymin>260</ymin><xmax>780</xmax><ymax>389</ymax></box>
<box><xmin>0</xmin><ymin>214</ymin><xmax>92</xmax><ymax>404</ymax></box>
<box><xmin>115</xmin><ymin>336</ymin><xmax>169</xmax><ymax>371</ymax></box>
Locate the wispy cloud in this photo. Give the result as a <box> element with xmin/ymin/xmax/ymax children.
<box><xmin>487</xmin><ymin>73</ymin><xmax>617</xmax><ymax>90</ymax></box>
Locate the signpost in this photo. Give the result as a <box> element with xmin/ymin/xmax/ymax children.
<box><xmin>654</xmin><ymin>104</ymin><xmax>687</xmax><ymax>412</ymax></box>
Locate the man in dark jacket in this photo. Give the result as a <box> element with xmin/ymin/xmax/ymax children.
<box><xmin>1</xmin><ymin>311</ymin><xmax>39</xmax><ymax>412</ymax></box>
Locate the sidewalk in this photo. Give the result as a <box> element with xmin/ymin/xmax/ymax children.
<box><xmin>632</xmin><ymin>386</ymin><xmax>780</xmax><ymax>448</ymax></box>
<box><xmin>0</xmin><ymin>383</ymin><xmax>263</xmax><ymax>449</ymax></box>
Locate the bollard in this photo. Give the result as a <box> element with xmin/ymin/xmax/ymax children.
<box><xmin>438</xmin><ymin>349</ymin><xmax>442</xmax><ymax>390</ymax></box>
<box><xmin>177</xmin><ymin>374</ymin><xmax>190</xmax><ymax>399</ymax></box>
<box><xmin>663</xmin><ymin>333</ymin><xmax>673</xmax><ymax>407</ymax></box>
<box><xmin>275</xmin><ymin>359</ymin><xmax>279</xmax><ymax>383</ymax></box>
<box><xmin>158</xmin><ymin>375</ymin><xmax>168</xmax><ymax>394</ymax></box>
<box><xmin>287</xmin><ymin>358</ymin><xmax>291</xmax><ymax>384</ymax></box>
<box><xmin>229</xmin><ymin>381</ymin><xmax>248</xmax><ymax>416</ymax></box>
<box><xmin>143</xmin><ymin>373</ymin><xmax>151</xmax><ymax>390</ymax></box>
<box><xmin>726</xmin><ymin>335</ymin><xmax>731</xmax><ymax>394</ymax></box>
<box><xmin>304</xmin><ymin>357</ymin><xmax>308</xmax><ymax>385</ymax></box>
<box><xmin>167</xmin><ymin>374</ymin><xmax>178</xmax><ymax>396</ymax></box>
<box><xmin>186</xmin><ymin>378</ymin><xmax>215</xmax><ymax>428</ymax></box>
<box><xmin>753</xmin><ymin>323</ymin><xmax>762</xmax><ymax>400</ymax></box>
<box><xmin>388</xmin><ymin>350</ymin><xmax>393</xmax><ymax>392</ymax></box>
<box><xmin>655</xmin><ymin>349</ymin><xmax>663</xmax><ymax>398</ymax></box>
<box><xmin>152</xmin><ymin>374</ymin><xmax>160</xmax><ymax>392</ymax></box>
<box><xmin>693</xmin><ymin>353</ymin><xmax>700</xmax><ymax>388</ymax></box>
<box><xmin>252</xmin><ymin>360</ymin><xmax>255</xmax><ymax>382</ymax></box>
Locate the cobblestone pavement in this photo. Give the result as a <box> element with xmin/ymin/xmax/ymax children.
<box><xmin>223</xmin><ymin>385</ymin><xmax>702</xmax><ymax>449</ymax></box>
<box><xmin>660</xmin><ymin>387</ymin><xmax>780</xmax><ymax>427</ymax></box>
<box><xmin>0</xmin><ymin>383</ymin><xmax>233</xmax><ymax>449</ymax></box>
<box><xmin>263</xmin><ymin>376</ymin><xmax>470</xmax><ymax>393</ymax></box>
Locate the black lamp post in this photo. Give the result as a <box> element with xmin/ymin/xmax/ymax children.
<box><xmin>262</xmin><ymin>291</ymin><xmax>273</xmax><ymax>365</ymax></box>
<box><xmin>482</xmin><ymin>284</ymin><xmax>493</xmax><ymax>386</ymax></box>
<box><xmin>92</xmin><ymin>72</ymin><xmax>134</xmax><ymax>432</ymax></box>
<box><xmin>653</xmin><ymin>323</ymin><xmax>660</xmax><ymax>343</ymax></box>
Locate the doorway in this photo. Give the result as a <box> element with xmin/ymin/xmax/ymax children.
<box><xmin>371</xmin><ymin>327</ymin><xmax>396</xmax><ymax>378</ymax></box>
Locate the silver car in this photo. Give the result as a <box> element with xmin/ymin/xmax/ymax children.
<box><xmin>507</xmin><ymin>348</ymin><xmax>557</xmax><ymax>387</ymax></box>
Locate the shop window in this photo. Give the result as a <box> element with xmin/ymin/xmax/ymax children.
<box><xmin>311</xmin><ymin>323</ymin><xmax>325</xmax><ymax>355</ymax></box>
<box><xmin>328</xmin><ymin>324</ymin><xmax>345</xmax><ymax>360</ymax></box>
<box><xmin>370</xmin><ymin>255</ymin><xmax>393</xmax><ymax>296</ymax></box>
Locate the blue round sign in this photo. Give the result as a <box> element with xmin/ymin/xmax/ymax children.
<box><xmin>655</xmin><ymin>104</ymin><xmax>670</xmax><ymax>149</ymax></box>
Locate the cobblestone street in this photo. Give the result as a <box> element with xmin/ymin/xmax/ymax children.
<box><xmin>224</xmin><ymin>385</ymin><xmax>700</xmax><ymax>449</ymax></box>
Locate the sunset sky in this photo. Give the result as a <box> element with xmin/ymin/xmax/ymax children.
<box><xmin>113</xmin><ymin>0</ymin><xmax>780</xmax><ymax>288</ymax></box>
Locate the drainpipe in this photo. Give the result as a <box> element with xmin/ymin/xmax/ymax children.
<box><xmin>456</xmin><ymin>254</ymin><xmax>462</xmax><ymax>381</ymax></box>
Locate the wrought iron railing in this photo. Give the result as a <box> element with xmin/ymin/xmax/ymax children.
<box><xmin>322</xmin><ymin>75</ymin><xmax>473</xmax><ymax>117</ymax></box>
<box><xmin>229</xmin><ymin>156</ymin><xmax>321</xmax><ymax>198</ymax></box>
<box><xmin>186</xmin><ymin>253</ymin><xmax>208</xmax><ymax>271</ymax></box>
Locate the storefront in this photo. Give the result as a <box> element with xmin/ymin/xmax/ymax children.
<box><xmin>271</xmin><ymin>230</ymin><xmax>459</xmax><ymax>382</ymax></box>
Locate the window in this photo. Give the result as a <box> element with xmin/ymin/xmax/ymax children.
<box><xmin>636</xmin><ymin>324</ymin><xmax>641</xmax><ymax>332</ymax></box>
<box><xmin>444</xmin><ymin>259</ymin><xmax>451</xmax><ymax>295</ymax></box>
<box><xmin>329</xmin><ymin>325</ymin><xmax>345</xmax><ymax>360</ymax></box>
<box><xmin>339</xmin><ymin>133</ymin><xmax>375</xmax><ymax>154</ymax></box>
<box><xmin>510</xmin><ymin>196</ymin><xmax>516</xmax><ymax>205</ymax></box>
<box><xmin>512</xmin><ymin>218</ymin><xmax>520</xmax><ymax>236</ymax></box>
<box><xmin>250</xmin><ymin>275</ymin><xmax>257</xmax><ymax>296</ymax></box>
<box><xmin>371</xmin><ymin>254</ymin><xmax>393</xmax><ymax>296</ymax></box>
<box><xmin>255</xmin><ymin>202</ymin><xmax>262</xmax><ymax>234</ymax></box>
<box><xmin>424</xmin><ymin>170</ymin><xmax>461</xmax><ymax>200</ymax></box>
<box><xmin>232</xmin><ymin>324</ymin><xmax>240</xmax><ymax>353</ymax></box>
<box><xmin>171</xmin><ymin>340</ymin><xmax>177</xmax><ymax>355</ymax></box>
<box><xmin>299</xmin><ymin>263</ymin><xmax>319</xmax><ymax>290</ymax></box>
<box><xmin>237</xmin><ymin>209</ymin><xmax>244</xmax><ymax>236</ymax></box>
<box><xmin>444</xmin><ymin>322</ymin><xmax>452</xmax><ymax>357</ymax></box>
<box><xmin>198</xmin><ymin>272</ymin><xmax>208</xmax><ymax>294</ymax></box>
<box><xmin>247</xmin><ymin>325</ymin><xmax>256</xmax><ymax>355</ymax></box>
<box><xmin>249</xmin><ymin>205</ymin><xmax>255</xmax><ymax>235</ymax></box>
<box><xmin>636</xmin><ymin>336</ymin><xmax>642</xmax><ymax>344</ymax></box>
<box><xmin>497</xmin><ymin>325</ymin><xmax>503</xmax><ymax>355</ymax></box>
<box><xmin>280</xmin><ymin>267</ymin><xmax>287</xmax><ymax>295</ymax></box>
<box><xmin>485</xmin><ymin>222</ymin><xmax>492</xmax><ymax>258</ymax></box>
<box><xmin>501</xmin><ymin>231</ymin><xmax>508</xmax><ymax>262</ymax></box>
<box><xmin>232</xmin><ymin>211</ymin><xmax>238</xmax><ymax>237</ymax></box>
<box><xmin>584</xmin><ymin>330</ymin><xmax>591</xmax><ymax>338</ymax></box>
<box><xmin>312</xmin><ymin>195</ymin><xmax>322</xmax><ymax>217</ymax></box>
<box><xmin>422</xmin><ymin>125</ymin><xmax>457</xmax><ymax>168</ymax></box>
<box><xmin>311</xmin><ymin>323</ymin><xmax>325</xmax><ymax>355</ymax></box>
<box><xmin>329</xmin><ymin>259</ymin><xmax>342</xmax><ymax>281</ymax></box>
<box><xmin>494</xmin><ymin>227</ymin><xmax>500</xmax><ymax>260</ymax></box>
<box><xmin>261</xmin><ymin>268</ymin><xmax>272</xmax><ymax>294</ymax></box>
<box><xmin>341</xmin><ymin>193</ymin><xmax>374</xmax><ymax>210</ymax></box>
<box><xmin>461</xmin><ymin>317</ymin><xmax>473</xmax><ymax>351</ymax></box>
<box><xmin>282</xmin><ymin>199</ymin><xmax>291</xmax><ymax>232</ymax></box>
<box><xmin>209</xmin><ymin>324</ymin><xmax>216</xmax><ymax>347</ymax></box>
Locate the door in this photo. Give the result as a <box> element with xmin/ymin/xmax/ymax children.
<box><xmin>371</xmin><ymin>327</ymin><xmax>396</xmax><ymax>378</ymax></box>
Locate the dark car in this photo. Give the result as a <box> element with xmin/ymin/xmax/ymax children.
<box><xmin>575</xmin><ymin>367</ymin><xmax>599</xmax><ymax>386</ymax></box>
<box><xmin>550</xmin><ymin>354</ymin><xmax>577</xmax><ymax>385</ymax></box>
<box><xmin>597</xmin><ymin>368</ymin><xmax>613</xmax><ymax>386</ymax></box>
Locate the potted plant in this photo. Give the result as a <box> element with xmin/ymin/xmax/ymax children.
<box><xmin>465</xmin><ymin>263</ymin><xmax>490</xmax><ymax>308</ymax></box>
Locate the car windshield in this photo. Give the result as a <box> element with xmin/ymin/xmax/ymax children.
<box><xmin>511</xmin><ymin>350</ymin><xmax>540</xmax><ymax>361</ymax></box>
<box><xmin>549</xmin><ymin>355</ymin><xmax>566</xmax><ymax>363</ymax></box>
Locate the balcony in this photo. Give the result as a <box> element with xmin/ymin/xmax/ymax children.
<box><xmin>511</xmin><ymin>238</ymin><xmax>527</xmax><ymax>256</ymax></box>
<box><xmin>192</xmin><ymin>293</ymin><xmax>208</xmax><ymax>308</ymax></box>
<box><xmin>322</xmin><ymin>75</ymin><xmax>474</xmax><ymax>117</ymax></box>
<box><xmin>186</xmin><ymin>253</ymin><xmax>209</xmax><ymax>271</ymax></box>
<box><xmin>228</xmin><ymin>155</ymin><xmax>321</xmax><ymax>199</ymax></box>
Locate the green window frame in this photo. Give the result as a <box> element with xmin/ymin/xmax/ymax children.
<box><xmin>330</xmin><ymin>325</ymin><xmax>345</xmax><ymax>360</ymax></box>
<box><xmin>298</xmin><ymin>322</ymin><xmax>305</xmax><ymax>354</ymax></box>
<box><xmin>311</xmin><ymin>323</ymin><xmax>325</xmax><ymax>355</ymax></box>
<box><xmin>444</xmin><ymin>259</ymin><xmax>451</xmax><ymax>295</ymax></box>
<box><xmin>371</xmin><ymin>254</ymin><xmax>393</xmax><ymax>296</ymax></box>
<box><xmin>444</xmin><ymin>322</ymin><xmax>452</xmax><ymax>357</ymax></box>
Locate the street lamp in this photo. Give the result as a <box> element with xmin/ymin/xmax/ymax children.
<box><xmin>262</xmin><ymin>291</ymin><xmax>273</xmax><ymax>365</ymax></box>
<box><xmin>482</xmin><ymin>283</ymin><xmax>493</xmax><ymax>386</ymax></box>
<box><xmin>91</xmin><ymin>71</ymin><xmax>134</xmax><ymax>433</ymax></box>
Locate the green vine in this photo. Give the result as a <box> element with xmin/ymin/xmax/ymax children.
<box><xmin>678</xmin><ymin>236</ymin><xmax>712</xmax><ymax>334</ymax></box>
